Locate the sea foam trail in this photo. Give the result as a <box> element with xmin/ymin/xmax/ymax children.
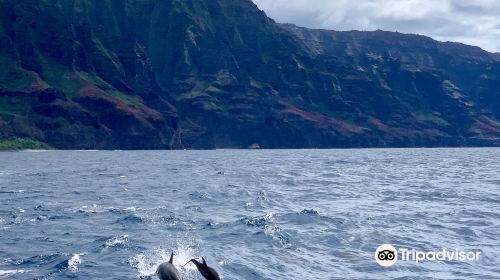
<box><xmin>130</xmin><ymin>242</ymin><xmax>199</xmax><ymax>279</ymax></box>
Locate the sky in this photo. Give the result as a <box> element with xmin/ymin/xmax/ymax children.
<box><xmin>252</xmin><ymin>0</ymin><xmax>500</xmax><ymax>53</ymax></box>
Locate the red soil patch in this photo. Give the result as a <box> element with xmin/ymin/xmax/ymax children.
<box><xmin>78</xmin><ymin>85</ymin><xmax>162</xmax><ymax>121</ymax></box>
<box><xmin>471</xmin><ymin>117</ymin><xmax>500</xmax><ymax>134</ymax></box>
<box><xmin>277</xmin><ymin>99</ymin><xmax>365</xmax><ymax>135</ymax></box>
<box><xmin>368</xmin><ymin>117</ymin><xmax>408</xmax><ymax>136</ymax></box>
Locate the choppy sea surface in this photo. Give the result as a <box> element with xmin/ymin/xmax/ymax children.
<box><xmin>1</xmin><ymin>149</ymin><xmax>499</xmax><ymax>280</ymax></box>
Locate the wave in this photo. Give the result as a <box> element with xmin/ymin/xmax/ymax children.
<box><xmin>300</xmin><ymin>209</ymin><xmax>319</xmax><ymax>215</ymax></box>
<box><xmin>116</xmin><ymin>214</ymin><xmax>144</xmax><ymax>224</ymax></box>
<box><xmin>241</xmin><ymin>212</ymin><xmax>292</xmax><ymax>248</ymax></box>
<box><xmin>74</xmin><ymin>205</ymin><xmax>140</xmax><ymax>214</ymax></box>
<box><xmin>129</xmin><ymin>241</ymin><xmax>199</xmax><ymax>279</ymax></box>
<box><xmin>52</xmin><ymin>253</ymin><xmax>84</xmax><ymax>272</ymax></box>
<box><xmin>0</xmin><ymin>269</ymin><xmax>30</xmax><ymax>278</ymax></box>
<box><xmin>241</xmin><ymin>212</ymin><xmax>274</xmax><ymax>228</ymax></box>
<box><xmin>105</xmin><ymin>235</ymin><xmax>129</xmax><ymax>248</ymax></box>
<box><xmin>20</xmin><ymin>149</ymin><xmax>56</xmax><ymax>153</ymax></box>
<box><xmin>75</xmin><ymin>204</ymin><xmax>108</xmax><ymax>214</ymax></box>
<box><xmin>68</xmin><ymin>254</ymin><xmax>81</xmax><ymax>271</ymax></box>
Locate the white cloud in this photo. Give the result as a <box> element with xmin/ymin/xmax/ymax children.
<box><xmin>252</xmin><ymin>0</ymin><xmax>500</xmax><ymax>52</ymax></box>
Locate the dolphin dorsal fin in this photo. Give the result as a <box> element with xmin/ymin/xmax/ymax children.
<box><xmin>202</xmin><ymin>257</ymin><xmax>207</xmax><ymax>266</ymax></box>
<box><xmin>169</xmin><ymin>252</ymin><xmax>174</xmax><ymax>264</ymax></box>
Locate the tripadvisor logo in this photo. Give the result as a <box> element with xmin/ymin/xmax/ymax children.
<box><xmin>374</xmin><ymin>244</ymin><xmax>482</xmax><ymax>267</ymax></box>
<box><xmin>375</xmin><ymin>244</ymin><xmax>398</xmax><ymax>267</ymax></box>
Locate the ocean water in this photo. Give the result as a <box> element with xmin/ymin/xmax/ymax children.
<box><xmin>0</xmin><ymin>149</ymin><xmax>499</xmax><ymax>280</ymax></box>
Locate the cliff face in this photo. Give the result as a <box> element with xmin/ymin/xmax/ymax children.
<box><xmin>0</xmin><ymin>0</ymin><xmax>181</xmax><ymax>149</ymax></box>
<box><xmin>281</xmin><ymin>25</ymin><xmax>500</xmax><ymax>147</ymax></box>
<box><xmin>0</xmin><ymin>0</ymin><xmax>499</xmax><ymax>149</ymax></box>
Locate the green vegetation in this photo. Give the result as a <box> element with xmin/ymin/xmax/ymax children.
<box><xmin>490</xmin><ymin>118</ymin><xmax>500</xmax><ymax>127</ymax></box>
<box><xmin>77</xmin><ymin>71</ymin><xmax>108</xmax><ymax>87</ymax></box>
<box><xmin>0</xmin><ymin>55</ymin><xmax>34</xmax><ymax>92</ymax></box>
<box><xmin>106</xmin><ymin>90</ymin><xmax>143</xmax><ymax>106</ymax></box>
<box><xmin>79</xmin><ymin>72</ymin><xmax>143</xmax><ymax>105</ymax></box>
<box><xmin>76</xmin><ymin>72</ymin><xmax>143</xmax><ymax>105</ymax></box>
<box><xmin>41</xmin><ymin>59</ymin><xmax>81</xmax><ymax>97</ymax></box>
<box><xmin>414</xmin><ymin>112</ymin><xmax>449</xmax><ymax>126</ymax></box>
<box><xmin>0</xmin><ymin>138</ymin><xmax>52</xmax><ymax>151</ymax></box>
<box><xmin>0</xmin><ymin>96</ymin><xmax>22</xmax><ymax>117</ymax></box>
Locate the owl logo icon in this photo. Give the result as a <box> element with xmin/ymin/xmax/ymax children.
<box><xmin>375</xmin><ymin>244</ymin><xmax>398</xmax><ymax>267</ymax></box>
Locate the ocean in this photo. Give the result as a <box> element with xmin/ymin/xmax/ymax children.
<box><xmin>1</xmin><ymin>149</ymin><xmax>499</xmax><ymax>279</ymax></box>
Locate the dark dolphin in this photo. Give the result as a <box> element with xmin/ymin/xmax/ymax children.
<box><xmin>156</xmin><ymin>252</ymin><xmax>181</xmax><ymax>280</ymax></box>
<box><xmin>186</xmin><ymin>257</ymin><xmax>221</xmax><ymax>280</ymax></box>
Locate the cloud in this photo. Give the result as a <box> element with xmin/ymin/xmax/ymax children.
<box><xmin>252</xmin><ymin>0</ymin><xmax>500</xmax><ymax>52</ymax></box>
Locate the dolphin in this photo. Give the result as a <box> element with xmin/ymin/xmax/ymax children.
<box><xmin>156</xmin><ymin>252</ymin><xmax>181</xmax><ymax>280</ymax></box>
<box><xmin>186</xmin><ymin>257</ymin><xmax>221</xmax><ymax>280</ymax></box>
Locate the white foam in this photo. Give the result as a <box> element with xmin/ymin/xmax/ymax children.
<box><xmin>129</xmin><ymin>241</ymin><xmax>199</xmax><ymax>278</ymax></box>
<box><xmin>68</xmin><ymin>254</ymin><xmax>82</xmax><ymax>271</ymax></box>
<box><xmin>76</xmin><ymin>204</ymin><xmax>106</xmax><ymax>213</ymax></box>
<box><xmin>105</xmin><ymin>235</ymin><xmax>129</xmax><ymax>248</ymax></box>
<box><xmin>264</xmin><ymin>212</ymin><xmax>274</xmax><ymax>220</ymax></box>
<box><xmin>0</xmin><ymin>269</ymin><xmax>30</xmax><ymax>277</ymax></box>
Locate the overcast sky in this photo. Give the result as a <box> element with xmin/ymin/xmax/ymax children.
<box><xmin>252</xmin><ymin>0</ymin><xmax>500</xmax><ymax>53</ymax></box>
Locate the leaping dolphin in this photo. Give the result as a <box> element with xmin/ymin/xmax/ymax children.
<box><xmin>186</xmin><ymin>257</ymin><xmax>221</xmax><ymax>280</ymax></box>
<box><xmin>156</xmin><ymin>252</ymin><xmax>181</xmax><ymax>280</ymax></box>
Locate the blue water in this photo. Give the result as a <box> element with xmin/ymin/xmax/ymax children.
<box><xmin>1</xmin><ymin>149</ymin><xmax>499</xmax><ymax>279</ymax></box>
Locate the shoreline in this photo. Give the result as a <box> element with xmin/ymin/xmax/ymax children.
<box><xmin>2</xmin><ymin>146</ymin><xmax>500</xmax><ymax>152</ymax></box>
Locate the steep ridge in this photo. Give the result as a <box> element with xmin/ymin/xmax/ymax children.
<box><xmin>0</xmin><ymin>0</ymin><xmax>499</xmax><ymax>149</ymax></box>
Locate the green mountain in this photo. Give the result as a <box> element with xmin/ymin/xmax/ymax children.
<box><xmin>1</xmin><ymin>0</ymin><xmax>499</xmax><ymax>149</ymax></box>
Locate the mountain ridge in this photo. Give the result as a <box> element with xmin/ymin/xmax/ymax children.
<box><xmin>0</xmin><ymin>0</ymin><xmax>499</xmax><ymax>149</ymax></box>
<box><xmin>282</xmin><ymin>23</ymin><xmax>499</xmax><ymax>59</ymax></box>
